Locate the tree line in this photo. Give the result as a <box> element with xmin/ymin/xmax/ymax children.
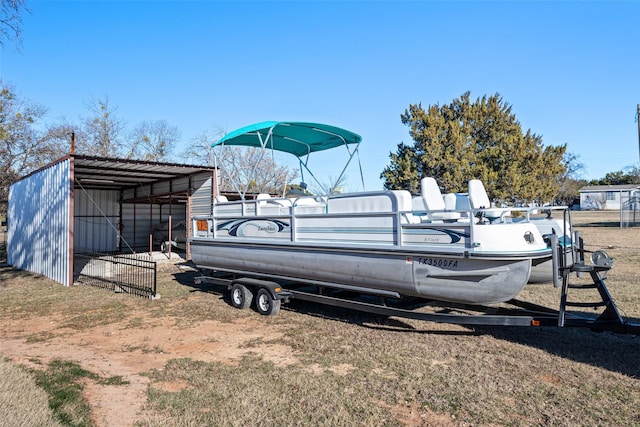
<box><xmin>2</xmin><ymin>85</ymin><xmax>635</xmax><ymax>220</ymax></box>
<box><xmin>0</xmin><ymin>82</ymin><xmax>301</xmax><ymax>217</ymax></box>
<box><xmin>380</xmin><ymin>92</ymin><xmax>621</xmax><ymax>207</ymax></box>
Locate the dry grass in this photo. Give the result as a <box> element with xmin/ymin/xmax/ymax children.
<box><xmin>520</xmin><ymin>210</ymin><xmax>640</xmax><ymax>322</ymax></box>
<box><xmin>0</xmin><ymin>358</ymin><xmax>62</xmax><ymax>427</ymax></box>
<box><xmin>0</xmin><ymin>210</ymin><xmax>639</xmax><ymax>426</ymax></box>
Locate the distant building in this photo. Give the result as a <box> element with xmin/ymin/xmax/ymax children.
<box><xmin>578</xmin><ymin>184</ymin><xmax>640</xmax><ymax>210</ymax></box>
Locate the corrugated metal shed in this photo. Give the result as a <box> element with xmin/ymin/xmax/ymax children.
<box><xmin>8</xmin><ymin>154</ymin><xmax>217</xmax><ymax>286</ymax></box>
<box><xmin>74</xmin><ymin>189</ymin><xmax>120</xmax><ymax>253</ymax></box>
<box><xmin>8</xmin><ymin>158</ymin><xmax>71</xmax><ymax>285</ymax></box>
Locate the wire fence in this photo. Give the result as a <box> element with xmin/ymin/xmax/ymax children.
<box><xmin>621</xmin><ymin>192</ymin><xmax>640</xmax><ymax>228</ymax></box>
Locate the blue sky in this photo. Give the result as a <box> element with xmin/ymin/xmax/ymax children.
<box><xmin>1</xmin><ymin>0</ymin><xmax>639</xmax><ymax>191</ymax></box>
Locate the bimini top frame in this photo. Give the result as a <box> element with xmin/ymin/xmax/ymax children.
<box><xmin>212</xmin><ymin>121</ymin><xmax>364</xmax><ymax>198</ymax></box>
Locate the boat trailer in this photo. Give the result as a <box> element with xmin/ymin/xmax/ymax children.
<box><xmin>194</xmin><ymin>233</ymin><xmax>640</xmax><ymax>335</ymax></box>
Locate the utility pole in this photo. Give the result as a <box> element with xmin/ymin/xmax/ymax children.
<box><xmin>637</xmin><ymin>104</ymin><xmax>640</xmax><ymax>163</ymax></box>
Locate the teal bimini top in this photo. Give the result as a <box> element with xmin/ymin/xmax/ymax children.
<box><xmin>213</xmin><ymin>121</ymin><xmax>362</xmax><ymax>158</ymax></box>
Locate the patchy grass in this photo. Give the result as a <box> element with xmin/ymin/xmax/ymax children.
<box><xmin>142</xmin><ymin>355</ymin><xmax>392</xmax><ymax>427</ymax></box>
<box><xmin>30</xmin><ymin>359</ymin><xmax>128</xmax><ymax>427</ymax></box>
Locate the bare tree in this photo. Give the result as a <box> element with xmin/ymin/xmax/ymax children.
<box><xmin>128</xmin><ymin>119</ymin><xmax>179</xmax><ymax>162</ymax></box>
<box><xmin>555</xmin><ymin>152</ymin><xmax>587</xmax><ymax>205</ymax></box>
<box><xmin>0</xmin><ymin>0</ymin><xmax>28</xmax><ymax>49</ymax></box>
<box><xmin>0</xmin><ymin>83</ymin><xmax>60</xmax><ymax>216</ymax></box>
<box><xmin>182</xmin><ymin>127</ymin><xmax>299</xmax><ymax>196</ymax></box>
<box><xmin>180</xmin><ymin>126</ymin><xmax>226</xmax><ymax>166</ymax></box>
<box><xmin>80</xmin><ymin>97</ymin><xmax>125</xmax><ymax>157</ymax></box>
<box><xmin>218</xmin><ymin>146</ymin><xmax>299</xmax><ymax>196</ymax></box>
<box><xmin>42</xmin><ymin>118</ymin><xmax>82</xmax><ymax>156</ymax></box>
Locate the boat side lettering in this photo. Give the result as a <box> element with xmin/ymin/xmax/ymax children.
<box><xmin>417</xmin><ymin>258</ymin><xmax>459</xmax><ymax>268</ymax></box>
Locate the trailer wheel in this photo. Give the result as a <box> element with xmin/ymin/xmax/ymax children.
<box><xmin>230</xmin><ymin>283</ymin><xmax>253</xmax><ymax>310</ymax></box>
<box><xmin>255</xmin><ymin>288</ymin><xmax>280</xmax><ymax>316</ymax></box>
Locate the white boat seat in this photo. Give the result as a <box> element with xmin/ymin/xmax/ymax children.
<box><xmin>294</xmin><ymin>197</ymin><xmax>319</xmax><ymax>206</ymax></box>
<box><xmin>412</xmin><ymin>196</ymin><xmax>427</xmax><ymax>211</ymax></box>
<box><xmin>443</xmin><ymin>193</ymin><xmax>457</xmax><ymax>211</ymax></box>
<box><xmin>326</xmin><ymin>191</ymin><xmax>420</xmax><ymax>223</ymax></box>
<box><xmin>328</xmin><ymin>193</ymin><xmax>394</xmax><ymax>213</ymax></box>
<box><xmin>215</xmin><ymin>195</ymin><xmax>228</xmax><ymax>203</ymax></box>
<box><xmin>468</xmin><ymin>179</ymin><xmax>510</xmax><ymax>222</ymax></box>
<box><xmin>391</xmin><ymin>190</ymin><xmax>420</xmax><ymax>224</ymax></box>
<box><xmin>420</xmin><ymin>177</ymin><xmax>461</xmax><ymax>221</ymax></box>
<box><xmin>468</xmin><ymin>180</ymin><xmax>491</xmax><ymax>209</ymax></box>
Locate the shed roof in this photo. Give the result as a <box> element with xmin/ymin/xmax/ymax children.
<box><xmin>18</xmin><ymin>154</ymin><xmax>216</xmax><ymax>190</ymax></box>
<box><xmin>579</xmin><ymin>184</ymin><xmax>640</xmax><ymax>192</ymax></box>
<box><xmin>14</xmin><ymin>154</ymin><xmax>217</xmax><ymax>205</ymax></box>
<box><xmin>71</xmin><ymin>155</ymin><xmax>216</xmax><ymax>191</ymax></box>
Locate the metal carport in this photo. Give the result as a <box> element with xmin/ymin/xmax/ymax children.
<box><xmin>8</xmin><ymin>154</ymin><xmax>216</xmax><ymax>287</ymax></box>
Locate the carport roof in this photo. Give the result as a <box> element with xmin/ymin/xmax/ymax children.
<box><xmin>71</xmin><ymin>155</ymin><xmax>216</xmax><ymax>191</ymax></box>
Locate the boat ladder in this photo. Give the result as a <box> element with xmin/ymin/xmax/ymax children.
<box><xmin>553</xmin><ymin>232</ymin><xmax>627</xmax><ymax>331</ymax></box>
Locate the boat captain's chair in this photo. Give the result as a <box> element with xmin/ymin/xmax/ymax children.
<box><xmin>420</xmin><ymin>177</ymin><xmax>460</xmax><ymax>222</ymax></box>
<box><xmin>468</xmin><ymin>179</ymin><xmax>509</xmax><ymax>223</ymax></box>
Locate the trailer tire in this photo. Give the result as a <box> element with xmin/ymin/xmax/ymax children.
<box><xmin>255</xmin><ymin>288</ymin><xmax>280</xmax><ymax>316</ymax></box>
<box><xmin>230</xmin><ymin>283</ymin><xmax>253</xmax><ymax>310</ymax></box>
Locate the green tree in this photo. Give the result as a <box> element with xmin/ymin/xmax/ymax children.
<box><xmin>382</xmin><ymin>92</ymin><xmax>566</xmax><ymax>205</ymax></box>
<box><xmin>590</xmin><ymin>169</ymin><xmax>640</xmax><ymax>186</ymax></box>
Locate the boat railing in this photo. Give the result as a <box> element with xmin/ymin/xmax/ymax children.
<box><xmin>192</xmin><ymin>194</ymin><xmax>571</xmax><ymax>251</ymax></box>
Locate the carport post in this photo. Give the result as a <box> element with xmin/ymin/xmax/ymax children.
<box><xmin>168</xmin><ymin>198</ymin><xmax>172</xmax><ymax>259</ymax></box>
<box><xmin>149</xmin><ymin>203</ymin><xmax>153</xmax><ymax>256</ymax></box>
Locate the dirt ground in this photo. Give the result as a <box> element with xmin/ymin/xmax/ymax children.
<box><xmin>2</xmin><ymin>260</ymin><xmax>444</xmax><ymax>426</ymax></box>
<box><xmin>0</xmin><ymin>210</ymin><xmax>637</xmax><ymax>426</ymax></box>
<box><xmin>0</xmin><ymin>263</ymin><xmax>301</xmax><ymax>426</ymax></box>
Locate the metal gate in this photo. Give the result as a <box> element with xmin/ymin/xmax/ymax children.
<box><xmin>74</xmin><ymin>252</ymin><xmax>157</xmax><ymax>298</ymax></box>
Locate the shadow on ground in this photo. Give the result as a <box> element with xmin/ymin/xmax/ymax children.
<box><xmin>173</xmin><ymin>265</ymin><xmax>639</xmax><ymax>378</ymax></box>
<box><xmin>574</xmin><ymin>221</ymin><xmax>620</xmax><ymax>228</ymax></box>
<box><xmin>474</xmin><ymin>324</ymin><xmax>640</xmax><ymax>378</ymax></box>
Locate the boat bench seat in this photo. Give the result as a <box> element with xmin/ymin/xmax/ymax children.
<box><xmin>256</xmin><ymin>194</ymin><xmax>292</xmax><ymax>215</ymax></box>
<box><xmin>326</xmin><ymin>190</ymin><xmax>420</xmax><ymax>223</ymax></box>
<box><xmin>292</xmin><ymin>197</ymin><xmax>326</xmax><ymax>214</ymax></box>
